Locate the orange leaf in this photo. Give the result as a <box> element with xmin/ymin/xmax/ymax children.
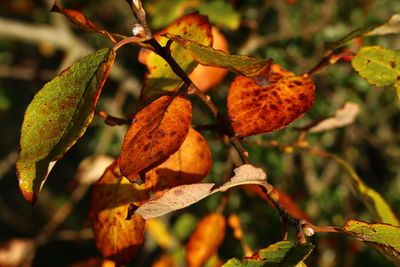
<box><xmin>246</xmin><ymin>185</ymin><xmax>312</xmax><ymax>222</ymax></box>
<box><xmin>68</xmin><ymin>258</ymin><xmax>115</xmax><ymax>267</ymax></box>
<box><xmin>146</xmin><ymin>128</ymin><xmax>212</xmax><ymax>198</ymax></box>
<box><xmin>189</xmin><ymin>27</ymin><xmax>229</xmax><ymax>92</ymax></box>
<box><xmin>90</xmin><ymin>161</ymin><xmax>148</xmax><ymax>265</ymax></box>
<box><xmin>51</xmin><ymin>1</ymin><xmax>124</xmax><ymax>43</ymax></box>
<box><xmin>120</xmin><ymin>95</ymin><xmax>192</xmax><ymax>182</ymax></box>
<box><xmin>227</xmin><ymin>64</ymin><xmax>315</xmax><ymax>137</ymax></box>
<box><xmin>186</xmin><ymin>213</ymin><xmax>226</xmax><ymax>267</ymax></box>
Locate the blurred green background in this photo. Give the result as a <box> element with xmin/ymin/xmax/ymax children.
<box><xmin>1</xmin><ymin>0</ymin><xmax>399</xmax><ymax>266</ymax></box>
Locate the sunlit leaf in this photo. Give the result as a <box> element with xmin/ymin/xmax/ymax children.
<box><xmin>16</xmin><ymin>48</ymin><xmax>115</xmax><ymax>202</ymax></box>
<box><xmin>146</xmin><ymin>128</ymin><xmax>212</xmax><ymax>198</ymax></box>
<box><xmin>188</xmin><ymin>27</ymin><xmax>229</xmax><ymax>92</ymax></box>
<box><xmin>342</xmin><ymin>220</ymin><xmax>400</xmax><ymax>265</ymax></box>
<box><xmin>198</xmin><ymin>0</ymin><xmax>240</xmax><ymax>30</ymax></box>
<box><xmin>135</xmin><ymin>164</ymin><xmax>269</xmax><ymax>219</ymax></box>
<box><xmin>146</xmin><ymin>218</ymin><xmax>178</xmax><ymax>250</ymax></box>
<box><xmin>186</xmin><ymin>213</ymin><xmax>226</xmax><ymax>267</ymax></box>
<box><xmin>120</xmin><ymin>95</ymin><xmax>192</xmax><ymax>182</ymax></box>
<box><xmin>165</xmin><ymin>34</ymin><xmax>272</xmax><ymax>78</ymax></box>
<box><xmin>139</xmin><ymin>13</ymin><xmax>212</xmax><ymax>99</ymax></box>
<box><xmin>227</xmin><ymin>64</ymin><xmax>315</xmax><ymax>137</ymax></box>
<box><xmin>51</xmin><ymin>1</ymin><xmax>125</xmax><ymax>43</ymax></box>
<box><xmin>327</xmin><ymin>14</ymin><xmax>400</xmax><ymax>51</ymax></box>
<box><xmin>328</xmin><ymin>156</ymin><xmax>399</xmax><ymax>226</ymax></box>
<box><xmin>352</xmin><ymin>46</ymin><xmax>400</xmax><ymax>89</ymax></box>
<box><xmin>90</xmin><ymin>161</ymin><xmax>148</xmax><ymax>265</ymax></box>
<box><xmin>222</xmin><ymin>241</ymin><xmax>314</xmax><ymax>267</ymax></box>
<box><xmin>308</xmin><ymin>102</ymin><xmax>360</xmax><ymax>133</ymax></box>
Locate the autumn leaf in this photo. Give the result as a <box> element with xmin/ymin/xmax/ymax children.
<box><xmin>146</xmin><ymin>128</ymin><xmax>212</xmax><ymax>198</ymax></box>
<box><xmin>186</xmin><ymin>213</ymin><xmax>226</xmax><ymax>267</ymax></box>
<box><xmin>188</xmin><ymin>27</ymin><xmax>229</xmax><ymax>92</ymax></box>
<box><xmin>342</xmin><ymin>220</ymin><xmax>400</xmax><ymax>265</ymax></box>
<box><xmin>16</xmin><ymin>48</ymin><xmax>115</xmax><ymax>202</ymax></box>
<box><xmin>135</xmin><ymin>164</ymin><xmax>269</xmax><ymax>219</ymax></box>
<box><xmin>51</xmin><ymin>1</ymin><xmax>125</xmax><ymax>43</ymax></box>
<box><xmin>223</xmin><ymin>241</ymin><xmax>314</xmax><ymax>267</ymax></box>
<box><xmin>90</xmin><ymin>160</ymin><xmax>148</xmax><ymax>265</ymax></box>
<box><xmin>227</xmin><ymin>64</ymin><xmax>315</xmax><ymax>137</ymax></box>
<box><xmin>68</xmin><ymin>258</ymin><xmax>116</xmax><ymax>267</ymax></box>
<box><xmin>246</xmin><ymin>185</ymin><xmax>312</xmax><ymax>222</ymax></box>
<box><xmin>165</xmin><ymin>33</ymin><xmax>272</xmax><ymax>78</ymax></box>
<box><xmin>139</xmin><ymin>13</ymin><xmax>212</xmax><ymax>99</ymax></box>
<box><xmin>308</xmin><ymin>102</ymin><xmax>360</xmax><ymax>133</ymax></box>
<box><xmin>120</xmin><ymin>95</ymin><xmax>192</xmax><ymax>182</ymax></box>
<box><xmin>146</xmin><ymin>218</ymin><xmax>178</xmax><ymax>250</ymax></box>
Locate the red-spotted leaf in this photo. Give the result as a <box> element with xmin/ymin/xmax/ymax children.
<box><xmin>120</xmin><ymin>95</ymin><xmax>192</xmax><ymax>182</ymax></box>
<box><xmin>186</xmin><ymin>213</ymin><xmax>226</xmax><ymax>267</ymax></box>
<box><xmin>146</xmin><ymin>128</ymin><xmax>212</xmax><ymax>198</ymax></box>
<box><xmin>51</xmin><ymin>1</ymin><xmax>125</xmax><ymax>43</ymax></box>
<box><xmin>139</xmin><ymin>13</ymin><xmax>212</xmax><ymax>99</ymax></box>
<box><xmin>165</xmin><ymin>33</ymin><xmax>272</xmax><ymax>78</ymax></box>
<box><xmin>16</xmin><ymin>48</ymin><xmax>115</xmax><ymax>202</ymax></box>
<box><xmin>227</xmin><ymin>64</ymin><xmax>315</xmax><ymax>137</ymax></box>
<box><xmin>342</xmin><ymin>220</ymin><xmax>400</xmax><ymax>265</ymax></box>
<box><xmin>90</xmin><ymin>160</ymin><xmax>148</xmax><ymax>265</ymax></box>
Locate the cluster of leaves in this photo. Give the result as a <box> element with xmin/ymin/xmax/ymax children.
<box><xmin>13</xmin><ymin>1</ymin><xmax>400</xmax><ymax>266</ymax></box>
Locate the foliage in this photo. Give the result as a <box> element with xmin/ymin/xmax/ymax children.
<box><xmin>1</xmin><ymin>0</ymin><xmax>400</xmax><ymax>266</ymax></box>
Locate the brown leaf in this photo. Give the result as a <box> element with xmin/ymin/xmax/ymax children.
<box><xmin>135</xmin><ymin>164</ymin><xmax>269</xmax><ymax>219</ymax></box>
<box><xmin>51</xmin><ymin>1</ymin><xmax>124</xmax><ymax>43</ymax></box>
<box><xmin>186</xmin><ymin>213</ymin><xmax>226</xmax><ymax>267</ymax></box>
<box><xmin>146</xmin><ymin>128</ymin><xmax>212</xmax><ymax>198</ymax></box>
<box><xmin>90</xmin><ymin>160</ymin><xmax>148</xmax><ymax>265</ymax></box>
<box><xmin>308</xmin><ymin>102</ymin><xmax>360</xmax><ymax>133</ymax></box>
<box><xmin>227</xmin><ymin>64</ymin><xmax>315</xmax><ymax>137</ymax></box>
<box><xmin>120</xmin><ymin>95</ymin><xmax>192</xmax><ymax>182</ymax></box>
<box><xmin>189</xmin><ymin>27</ymin><xmax>229</xmax><ymax>92</ymax></box>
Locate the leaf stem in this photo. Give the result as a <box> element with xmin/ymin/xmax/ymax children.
<box><xmin>145</xmin><ymin>37</ymin><xmax>251</xmax><ymax>164</ymax></box>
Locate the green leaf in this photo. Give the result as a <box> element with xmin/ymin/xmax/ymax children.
<box><xmin>16</xmin><ymin>48</ymin><xmax>115</xmax><ymax>202</ymax></box>
<box><xmin>145</xmin><ymin>0</ymin><xmax>200</xmax><ymax>29</ymax></box>
<box><xmin>327</xmin><ymin>14</ymin><xmax>400</xmax><ymax>51</ymax></box>
<box><xmin>352</xmin><ymin>46</ymin><xmax>400</xmax><ymax>88</ymax></box>
<box><xmin>342</xmin><ymin>219</ymin><xmax>400</xmax><ymax>265</ymax></box>
<box><xmin>139</xmin><ymin>13</ymin><xmax>212</xmax><ymax>99</ymax></box>
<box><xmin>199</xmin><ymin>0</ymin><xmax>241</xmax><ymax>30</ymax></box>
<box><xmin>222</xmin><ymin>241</ymin><xmax>314</xmax><ymax>267</ymax></box>
<box><xmin>331</xmin><ymin>156</ymin><xmax>399</xmax><ymax>226</ymax></box>
<box><xmin>165</xmin><ymin>34</ymin><xmax>272</xmax><ymax>78</ymax></box>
